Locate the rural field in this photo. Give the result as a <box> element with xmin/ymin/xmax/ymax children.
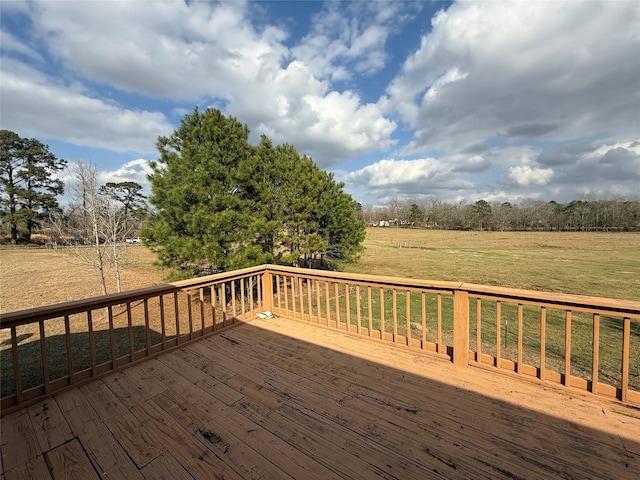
<box><xmin>346</xmin><ymin>228</ymin><xmax>640</xmax><ymax>301</ymax></box>
<box><xmin>1</xmin><ymin>229</ymin><xmax>639</xmax><ymax>314</ymax></box>
<box><xmin>1</xmin><ymin>229</ymin><xmax>639</xmax><ymax>398</ymax></box>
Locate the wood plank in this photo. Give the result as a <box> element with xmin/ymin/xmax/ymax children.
<box><xmin>0</xmin><ymin>409</ymin><xmax>41</xmax><ymax>472</ymax></box>
<box><xmin>102</xmin><ymin>370</ymin><xmax>152</xmax><ymax>409</ymax></box>
<box><xmin>4</xmin><ymin>455</ymin><xmax>51</xmax><ymax>480</ymax></box>
<box><xmin>154</xmin><ymin>350</ymin><xmax>243</xmax><ymax>406</ymax></box>
<box><xmin>75</xmin><ymin>420</ymin><xmax>144</xmax><ymax>480</ymax></box>
<box><xmin>246</xmin><ymin>319</ymin><xmax>639</xmax><ymax>477</ymax></box>
<box><xmin>210</xmin><ymin>332</ymin><xmax>556</xmax><ymax>479</ymax></box>
<box><xmin>78</xmin><ymin>380</ymin><xmax>128</xmax><ymax>422</ymax></box>
<box><xmin>56</xmin><ymin>388</ymin><xmax>144</xmax><ymax>480</ymax></box>
<box><xmin>104</xmin><ymin>412</ymin><xmax>164</xmax><ymax>468</ymax></box>
<box><xmin>134</xmin><ymin>398</ymin><xmax>294</xmax><ymax>480</ymax></box>
<box><xmin>235</xmin><ymin>397</ymin><xmax>445</xmax><ymax>480</ymax></box>
<box><xmin>44</xmin><ymin>439</ymin><xmax>100</xmax><ymax>480</ymax></box>
<box><xmin>128</xmin><ymin>400</ymin><xmax>242</xmax><ymax>480</ymax></box>
<box><xmin>27</xmin><ymin>400</ymin><xmax>74</xmax><ymax>453</ymax></box>
<box><xmin>224</xmin><ymin>374</ymin><xmax>284</xmax><ymax>409</ymax></box>
<box><xmin>152</xmin><ymin>390</ymin><xmax>340</xmax><ymax>480</ymax></box>
<box><xmin>140</xmin><ymin>453</ymin><xmax>193</xmax><ymax>480</ymax></box>
<box><xmin>213</xmin><ymin>334</ymin><xmax>483</xmax><ymax>478</ymax></box>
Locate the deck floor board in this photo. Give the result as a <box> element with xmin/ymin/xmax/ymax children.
<box><xmin>2</xmin><ymin>317</ymin><xmax>639</xmax><ymax>479</ymax></box>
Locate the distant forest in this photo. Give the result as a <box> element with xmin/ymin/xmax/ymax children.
<box><xmin>358</xmin><ymin>198</ymin><xmax>640</xmax><ymax>232</ymax></box>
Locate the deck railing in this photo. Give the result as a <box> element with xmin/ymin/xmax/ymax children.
<box><xmin>1</xmin><ymin>264</ymin><xmax>639</xmax><ymax>414</ymax></box>
<box><xmin>0</xmin><ymin>265</ymin><xmax>266</xmax><ymax>413</ymax></box>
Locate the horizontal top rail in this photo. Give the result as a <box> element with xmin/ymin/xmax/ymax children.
<box><xmin>265</xmin><ymin>265</ymin><xmax>640</xmax><ymax>318</ymax></box>
<box><xmin>0</xmin><ymin>264</ymin><xmax>266</xmax><ymax>328</ymax></box>
<box><xmin>2</xmin><ymin>263</ymin><xmax>639</xmax><ymax>328</ymax></box>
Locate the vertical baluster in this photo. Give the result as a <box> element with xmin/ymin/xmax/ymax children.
<box><xmin>250</xmin><ymin>276</ymin><xmax>255</xmax><ymax>316</ymax></box>
<box><xmin>251</xmin><ymin>275</ymin><xmax>258</xmax><ymax>312</ymax></box>
<box><xmin>107</xmin><ymin>305</ymin><xmax>116</xmax><ymax>369</ymax></box>
<box><xmin>274</xmin><ymin>275</ymin><xmax>280</xmax><ymax>309</ymax></box>
<box><xmin>437</xmin><ymin>293</ymin><xmax>442</xmax><ymax>353</ymax></box>
<box><xmin>316</xmin><ymin>279</ymin><xmax>322</xmax><ymax>324</ymax></box>
<box><xmin>591</xmin><ymin>313</ymin><xmax>599</xmax><ymax>394</ymax></box>
<box><xmin>211</xmin><ymin>285</ymin><xmax>217</xmax><ymax>331</ymax></box>
<box><xmin>306</xmin><ymin>278</ymin><xmax>313</xmax><ymax>321</ymax></box>
<box><xmin>345</xmin><ymin>284</ymin><xmax>351</xmax><ymax>331</ymax></box>
<box><xmin>406</xmin><ymin>290</ymin><xmax>411</xmax><ymax>347</ymax></box>
<box><xmin>356</xmin><ymin>285</ymin><xmax>361</xmax><ymax>335</ymax></box>
<box><xmin>621</xmin><ymin>317</ymin><xmax>631</xmax><ymax>402</ymax></box>
<box><xmin>476</xmin><ymin>299</ymin><xmax>482</xmax><ymax>362</ymax></box>
<box><xmin>421</xmin><ymin>292</ymin><xmax>426</xmax><ymax>350</ymax></box>
<box><xmin>144</xmin><ymin>299</ymin><xmax>151</xmax><ymax>355</ymax></box>
<box><xmin>334</xmin><ymin>283</ymin><xmax>340</xmax><ymax>329</ymax></box>
<box><xmin>392</xmin><ymin>289</ymin><xmax>398</xmax><ymax>343</ymax></box>
<box><xmin>241</xmin><ymin>278</ymin><xmax>246</xmax><ymax>322</ymax></box>
<box><xmin>564</xmin><ymin>310</ymin><xmax>572</xmax><ymax>386</ymax></box>
<box><xmin>11</xmin><ymin>326</ymin><xmax>22</xmax><ymax>404</ymax></box>
<box><xmin>200</xmin><ymin>288</ymin><xmax>206</xmax><ymax>331</ymax></box>
<box><xmin>367</xmin><ymin>286</ymin><xmax>373</xmax><ymax>336</ymax></box>
<box><xmin>221</xmin><ymin>283</ymin><xmax>227</xmax><ymax>327</ymax></box>
<box><xmin>174</xmin><ymin>292</ymin><xmax>180</xmax><ymax>343</ymax></box>
<box><xmin>379</xmin><ymin>287</ymin><xmax>385</xmax><ymax>340</ymax></box>
<box><xmin>495</xmin><ymin>301</ymin><xmax>501</xmax><ymax>368</ymax></box>
<box><xmin>187</xmin><ymin>290</ymin><xmax>194</xmax><ymax>338</ymax></box>
<box><xmin>284</xmin><ymin>277</ymin><xmax>289</xmax><ymax>313</ymax></box>
<box><xmin>291</xmin><ymin>276</ymin><xmax>298</xmax><ymax>317</ymax></box>
<box><xmin>64</xmin><ymin>315</ymin><xmax>75</xmax><ymax>384</ymax></box>
<box><xmin>231</xmin><ymin>281</ymin><xmax>237</xmax><ymax>324</ymax></box>
<box><xmin>127</xmin><ymin>303</ymin><xmax>134</xmax><ymax>361</ymax></box>
<box><xmin>325</xmin><ymin>281</ymin><xmax>331</xmax><ymax>326</ymax></box>
<box><xmin>88</xmin><ymin>310</ymin><xmax>96</xmax><ymax>375</ymax></box>
<box><xmin>299</xmin><ymin>277</ymin><xmax>305</xmax><ymax>320</ymax></box>
<box><xmin>159</xmin><ymin>296</ymin><xmax>167</xmax><ymax>349</ymax></box>
<box><xmin>39</xmin><ymin>321</ymin><xmax>49</xmax><ymax>394</ymax></box>
<box><xmin>539</xmin><ymin>307</ymin><xmax>546</xmax><ymax>380</ymax></box>
<box><xmin>517</xmin><ymin>304</ymin><xmax>523</xmax><ymax>374</ymax></box>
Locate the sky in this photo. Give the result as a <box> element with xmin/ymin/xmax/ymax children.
<box><xmin>1</xmin><ymin>0</ymin><xmax>639</xmax><ymax>207</ymax></box>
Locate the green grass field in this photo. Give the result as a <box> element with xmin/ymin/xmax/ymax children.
<box><xmin>344</xmin><ymin>228</ymin><xmax>640</xmax><ymax>300</ymax></box>
<box><xmin>1</xmin><ymin>229</ymin><xmax>639</xmax><ymax>397</ymax></box>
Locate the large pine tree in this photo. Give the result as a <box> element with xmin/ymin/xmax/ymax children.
<box><xmin>0</xmin><ymin>130</ymin><xmax>66</xmax><ymax>242</ymax></box>
<box><xmin>144</xmin><ymin>108</ymin><xmax>365</xmax><ymax>277</ymax></box>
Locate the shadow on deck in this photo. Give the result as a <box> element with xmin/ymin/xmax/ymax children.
<box><xmin>1</xmin><ymin>317</ymin><xmax>639</xmax><ymax>479</ymax></box>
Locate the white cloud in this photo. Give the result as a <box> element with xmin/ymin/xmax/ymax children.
<box><xmin>345</xmin><ymin>158</ymin><xmax>445</xmax><ymax>186</ymax></box>
<box><xmin>387</xmin><ymin>1</ymin><xmax>640</xmax><ymax>154</ymax></box>
<box><xmin>0</xmin><ymin>67</ymin><xmax>173</xmax><ymax>154</ymax></box>
<box><xmin>291</xmin><ymin>1</ymin><xmax>417</xmax><ymax>82</ymax></box>
<box><xmin>0</xmin><ymin>29</ymin><xmax>43</xmax><ymax>62</ymax></box>
<box><xmin>100</xmin><ymin>159</ymin><xmax>153</xmax><ymax>189</ymax></box>
<box><xmin>508</xmin><ymin>165</ymin><xmax>554</xmax><ymax>186</ymax></box>
<box><xmin>15</xmin><ymin>0</ymin><xmax>396</xmax><ymax>166</ymax></box>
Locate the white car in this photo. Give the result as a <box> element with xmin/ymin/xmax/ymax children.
<box><xmin>125</xmin><ymin>237</ymin><xmax>143</xmax><ymax>244</ymax></box>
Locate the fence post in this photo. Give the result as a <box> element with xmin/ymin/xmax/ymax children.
<box><xmin>262</xmin><ymin>268</ymin><xmax>274</xmax><ymax>313</ymax></box>
<box><xmin>453</xmin><ymin>289</ymin><xmax>470</xmax><ymax>367</ymax></box>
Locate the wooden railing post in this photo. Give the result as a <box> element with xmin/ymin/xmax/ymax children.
<box><xmin>453</xmin><ymin>289</ymin><xmax>470</xmax><ymax>367</ymax></box>
<box><xmin>262</xmin><ymin>268</ymin><xmax>274</xmax><ymax>313</ymax></box>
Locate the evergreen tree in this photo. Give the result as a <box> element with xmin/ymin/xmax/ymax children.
<box><xmin>0</xmin><ymin>130</ymin><xmax>66</xmax><ymax>242</ymax></box>
<box><xmin>144</xmin><ymin>108</ymin><xmax>365</xmax><ymax>276</ymax></box>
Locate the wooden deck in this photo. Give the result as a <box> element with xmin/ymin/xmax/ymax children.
<box><xmin>2</xmin><ymin>317</ymin><xmax>639</xmax><ymax>480</ymax></box>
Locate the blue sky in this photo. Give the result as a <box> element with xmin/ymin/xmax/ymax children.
<box><xmin>1</xmin><ymin>0</ymin><xmax>639</xmax><ymax>206</ymax></box>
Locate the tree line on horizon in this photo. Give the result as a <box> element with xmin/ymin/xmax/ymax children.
<box><xmin>360</xmin><ymin>197</ymin><xmax>640</xmax><ymax>232</ymax></box>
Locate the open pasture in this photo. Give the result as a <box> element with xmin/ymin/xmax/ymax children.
<box><xmin>346</xmin><ymin>228</ymin><xmax>640</xmax><ymax>300</ymax></box>
<box><xmin>1</xmin><ymin>230</ymin><xmax>639</xmax><ymax>397</ymax></box>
